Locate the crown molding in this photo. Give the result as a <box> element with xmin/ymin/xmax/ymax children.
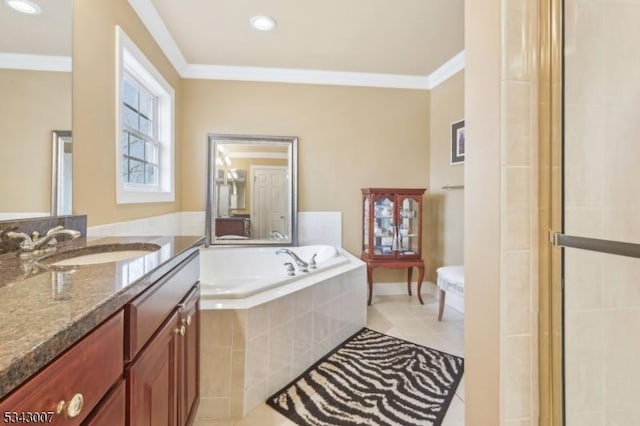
<box><xmin>0</xmin><ymin>53</ymin><xmax>71</xmax><ymax>72</ymax></box>
<box><xmin>183</xmin><ymin>64</ymin><xmax>431</xmax><ymax>90</ymax></box>
<box><xmin>427</xmin><ymin>51</ymin><xmax>465</xmax><ymax>89</ymax></box>
<box><xmin>128</xmin><ymin>0</ymin><xmax>464</xmax><ymax>90</ymax></box>
<box><xmin>128</xmin><ymin>0</ymin><xmax>188</xmax><ymax>74</ymax></box>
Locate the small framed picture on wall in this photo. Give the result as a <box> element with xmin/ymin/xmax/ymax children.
<box><xmin>450</xmin><ymin>119</ymin><xmax>465</xmax><ymax>165</ymax></box>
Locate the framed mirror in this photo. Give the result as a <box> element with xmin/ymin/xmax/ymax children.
<box><xmin>206</xmin><ymin>134</ymin><xmax>298</xmax><ymax>246</ymax></box>
<box><xmin>0</xmin><ymin>0</ymin><xmax>72</xmax><ymax>220</ymax></box>
<box><xmin>51</xmin><ymin>130</ymin><xmax>72</xmax><ymax>216</ymax></box>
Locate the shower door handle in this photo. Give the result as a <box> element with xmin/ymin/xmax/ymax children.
<box><xmin>549</xmin><ymin>231</ymin><xmax>640</xmax><ymax>259</ymax></box>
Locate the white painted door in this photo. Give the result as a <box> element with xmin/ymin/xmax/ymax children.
<box><xmin>251</xmin><ymin>166</ymin><xmax>288</xmax><ymax>239</ymax></box>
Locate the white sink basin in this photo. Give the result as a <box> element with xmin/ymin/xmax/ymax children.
<box><xmin>37</xmin><ymin>243</ymin><xmax>161</xmax><ymax>268</ymax></box>
<box><xmin>50</xmin><ymin>250</ymin><xmax>155</xmax><ymax>266</ymax></box>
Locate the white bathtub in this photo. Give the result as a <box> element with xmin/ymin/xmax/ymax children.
<box><xmin>199</xmin><ymin>244</ymin><xmax>360</xmax><ymax>309</ymax></box>
<box><xmin>196</xmin><ymin>244</ymin><xmax>367</xmax><ymax>419</ymax></box>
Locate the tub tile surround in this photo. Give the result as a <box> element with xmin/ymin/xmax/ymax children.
<box><xmin>87</xmin><ymin>211</ymin><xmax>342</xmax><ymax>246</ymax></box>
<box><xmin>197</xmin><ymin>266</ymin><xmax>367</xmax><ymax>420</ymax></box>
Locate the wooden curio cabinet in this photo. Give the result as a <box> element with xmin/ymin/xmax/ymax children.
<box><xmin>361</xmin><ymin>188</ymin><xmax>427</xmax><ymax>305</ymax></box>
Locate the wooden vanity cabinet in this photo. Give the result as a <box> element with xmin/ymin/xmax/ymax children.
<box><xmin>178</xmin><ymin>286</ymin><xmax>200</xmax><ymax>426</ymax></box>
<box><xmin>0</xmin><ymin>312</ymin><xmax>125</xmax><ymax>425</ymax></box>
<box><xmin>0</xmin><ymin>251</ymin><xmax>200</xmax><ymax>426</ymax></box>
<box><xmin>126</xmin><ymin>255</ymin><xmax>200</xmax><ymax>426</ymax></box>
<box><xmin>127</xmin><ymin>310</ymin><xmax>181</xmax><ymax>426</ymax></box>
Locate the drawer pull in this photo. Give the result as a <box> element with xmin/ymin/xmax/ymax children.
<box><xmin>183</xmin><ymin>315</ymin><xmax>192</xmax><ymax>326</ymax></box>
<box><xmin>56</xmin><ymin>393</ymin><xmax>84</xmax><ymax>418</ymax></box>
<box><xmin>66</xmin><ymin>393</ymin><xmax>84</xmax><ymax>418</ymax></box>
<box><xmin>174</xmin><ymin>325</ymin><xmax>186</xmax><ymax>336</ymax></box>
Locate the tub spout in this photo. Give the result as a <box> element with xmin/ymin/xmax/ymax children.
<box><xmin>276</xmin><ymin>248</ymin><xmax>309</xmax><ymax>272</ymax></box>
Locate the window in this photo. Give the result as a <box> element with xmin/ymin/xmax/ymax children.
<box><xmin>116</xmin><ymin>26</ymin><xmax>175</xmax><ymax>204</ymax></box>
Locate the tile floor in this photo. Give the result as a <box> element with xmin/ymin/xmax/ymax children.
<box><xmin>194</xmin><ymin>293</ymin><xmax>465</xmax><ymax>426</ymax></box>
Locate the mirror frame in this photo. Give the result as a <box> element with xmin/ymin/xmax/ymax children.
<box><xmin>51</xmin><ymin>130</ymin><xmax>73</xmax><ymax>216</ymax></box>
<box><xmin>205</xmin><ymin>133</ymin><xmax>298</xmax><ymax>247</ymax></box>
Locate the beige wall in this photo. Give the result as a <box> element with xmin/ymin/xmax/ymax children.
<box><xmin>464</xmin><ymin>0</ymin><xmax>502</xmax><ymax>424</ymax></box>
<box><xmin>72</xmin><ymin>0</ymin><xmax>182</xmax><ymax>226</ymax></box>
<box><xmin>427</xmin><ymin>71</ymin><xmax>465</xmax><ymax>280</ymax></box>
<box><xmin>0</xmin><ymin>69</ymin><xmax>71</xmax><ymax>213</ymax></box>
<box><xmin>181</xmin><ymin>80</ymin><xmax>430</xmax><ymax>279</ymax></box>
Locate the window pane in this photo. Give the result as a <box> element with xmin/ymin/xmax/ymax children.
<box><xmin>128</xmin><ymin>160</ymin><xmax>145</xmax><ymax>184</ymax></box>
<box><xmin>122</xmin><ymin>157</ymin><xmax>129</xmax><ymax>181</ymax></box>
<box><xmin>121</xmin><ymin>131</ymin><xmax>130</xmax><ymax>153</ymax></box>
<box><xmin>139</xmin><ymin>91</ymin><xmax>153</xmax><ymax>120</ymax></box>
<box><xmin>129</xmin><ymin>135</ymin><xmax>144</xmax><ymax>161</ymax></box>
<box><xmin>124</xmin><ymin>106</ymin><xmax>139</xmax><ymax>131</ymax></box>
<box><xmin>123</xmin><ymin>79</ymin><xmax>138</xmax><ymax>109</ymax></box>
<box><xmin>145</xmin><ymin>164</ymin><xmax>157</xmax><ymax>185</ymax></box>
<box><xmin>139</xmin><ymin>116</ymin><xmax>152</xmax><ymax>137</ymax></box>
<box><xmin>145</xmin><ymin>142</ymin><xmax>158</xmax><ymax>164</ymax></box>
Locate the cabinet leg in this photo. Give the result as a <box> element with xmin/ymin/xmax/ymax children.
<box><xmin>416</xmin><ymin>265</ymin><xmax>425</xmax><ymax>305</ymax></box>
<box><xmin>407</xmin><ymin>267</ymin><xmax>413</xmax><ymax>296</ymax></box>
<box><xmin>367</xmin><ymin>265</ymin><xmax>374</xmax><ymax>306</ymax></box>
<box><xmin>438</xmin><ymin>289</ymin><xmax>446</xmax><ymax>321</ymax></box>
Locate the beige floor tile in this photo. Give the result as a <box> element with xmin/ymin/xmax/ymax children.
<box><xmin>196</xmin><ymin>294</ymin><xmax>465</xmax><ymax>424</ymax></box>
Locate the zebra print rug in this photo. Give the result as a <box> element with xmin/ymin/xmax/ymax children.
<box><xmin>266</xmin><ymin>328</ymin><xmax>464</xmax><ymax>426</ymax></box>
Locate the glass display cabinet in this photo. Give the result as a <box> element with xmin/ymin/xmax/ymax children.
<box><xmin>361</xmin><ymin>188</ymin><xmax>427</xmax><ymax>305</ymax></box>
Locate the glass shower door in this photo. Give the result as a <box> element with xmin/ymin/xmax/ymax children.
<box><xmin>561</xmin><ymin>0</ymin><xmax>640</xmax><ymax>423</ymax></box>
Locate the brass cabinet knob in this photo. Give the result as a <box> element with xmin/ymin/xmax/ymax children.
<box><xmin>66</xmin><ymin>393</ymin><xmax>84</xmax><ymax>418</ymax></box>
<box><xmin>184</xmin><ymin>315</ymin><xmax>192</xmax><ymax>326</ymax></box>
<box><xmin>174</xmin><ymin>325</ymin><xmax>186</xmax><ymax>336</ymax></box>
<box><xmin>56</xmin><ymin>393</ymin><xmax>84</xmax><ymax>418</ymax></box>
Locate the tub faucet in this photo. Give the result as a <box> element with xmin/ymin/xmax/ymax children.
<box><xmin>6</xmin><ymin>226</ymin><xmax>81</xmax><ymax>252</ymax></box>
<box><xmin>276</xmin><ymin>248</ymin><xmax>309</xmax><ymax>272</ymax></box>
<box><xmin>309</xmin><ymin>253</ymin><xmax>318</xmax><ymax>270</ymax></box>
<box><xmin>270</xmin><ymin>230</ymin><xmax>288</xmax><ymax>240</ymax></box>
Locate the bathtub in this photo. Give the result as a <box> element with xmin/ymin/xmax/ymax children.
<box><xmin>198</xmin><ymin>244</ymin><xmax>359</xmax><ymax>309</ymax></box>
<box><xmin>196</xmin><ymin>244</ymin><xmax>367</xmax><ymax>419</ymax></box>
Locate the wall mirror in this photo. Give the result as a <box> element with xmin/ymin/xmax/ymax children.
<box><xmin>51</xmin><ymin>130</ymin><xmax>72</xmax><ymax>216</ymax></box>
<box><xmin>206</xmin><ymin>134</ymin><xmax>298</xmax><ymax>246</ymax></box>
<box><xmin>0</xmin><ymin>0</ymin><xmax>72</xmax><ymax>220</ymax></box>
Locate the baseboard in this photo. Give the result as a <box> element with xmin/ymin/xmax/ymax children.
<box><xmin>372</xmin><ymin>281</ymin><xmax>464</xmax><ymax>314</ymax></box>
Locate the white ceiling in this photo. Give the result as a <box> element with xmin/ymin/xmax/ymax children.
<box><xmin>150</xmin><ymin>0</ymin><xmax>464</xmax><ymax>76</ymax></box>
<box><xmin>0</xmin><ymin>0</ymin><xmax>465</xmax><ymax>88</ymax></box>
<box><xmin>0</xmin><ymin>0</ymin><xmax>71</xmax><ymax>56</ymax></box>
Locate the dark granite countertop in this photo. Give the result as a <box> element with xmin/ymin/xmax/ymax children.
<box><xmin>0</xmin><ymin>235</ymin><xmax>203</xmax><ymax>399</ymax></box>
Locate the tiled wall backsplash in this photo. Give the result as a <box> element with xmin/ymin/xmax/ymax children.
<box><xmin>87</xmin><ymin>211</ymin><xmax>343</xmax><ymax>247</ymax></box>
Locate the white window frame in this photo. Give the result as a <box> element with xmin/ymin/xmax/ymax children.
<box><xmin>115</xmin><ymin>26</ymin><xmax>175</xmax><ymax>204</ymax></box>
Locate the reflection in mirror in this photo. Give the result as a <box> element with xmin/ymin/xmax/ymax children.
<box><xmin>205</xmin><ymin>134</ymin><xmax>298</xmax><ymax>246</ymax></box>
<box><xmin>51</xmin><ymin>130</ymin><xmax>72</xmax><ymax>215</ymax></box>
<box><xmin>0</xmin><ymin>0</ymin><xmax>72</xmax><ymax>220</ymax></box>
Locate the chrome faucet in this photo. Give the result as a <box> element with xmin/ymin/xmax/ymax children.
<box><xmin>276</xmin><ymin>248</ymin><xmax>309</xmax><ymax>272</ymax></box>
<box><xmin>270</xmin><ymin>230</ymin><xmax>288</xmax><ymax>240</ymax></box>
<box><xmin>6</xmin><ymin>226</ymin><xmax>81</xmax><ymax>252</ymax></box>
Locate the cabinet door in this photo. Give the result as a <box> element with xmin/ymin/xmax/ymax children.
<box><xmin>396</xmin><ymin>195</ymin><xmax>422</xmax><ymax>259</ymax></box>
<box><xmin>178</xmin><ymin>286</ymin><xmax>200</xmax><ymax>426</ymax></box>
<box><xmin>84</xmin><ymin>380</ymin><xmax>126</xmax><ymax>426</ymax></box>
<box><xmin>128</xmin><ymin>310</ymin><xmax>180</xmax><ymax>426</ymax></box>
<box><xmin>372</xmin><ymin>193</ymin><xmax>396</xmax><ymax>258</ymax></box>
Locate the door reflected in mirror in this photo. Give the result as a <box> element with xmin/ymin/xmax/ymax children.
<box><xmin>206</xmin><ymin>134</ymin><xmax>298</xmax><ymax>246</ymax></box>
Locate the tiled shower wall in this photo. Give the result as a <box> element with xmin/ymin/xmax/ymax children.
<box><xmin>500</xmin><ymin>0</ymin><xmax>540</xmax><ymax>423</ymax></box>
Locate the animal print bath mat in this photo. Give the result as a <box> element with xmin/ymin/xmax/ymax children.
<box><xmin>267</xmin><ymin>327</ymin><xmax>464</xmax><ymax>426</ymax></box>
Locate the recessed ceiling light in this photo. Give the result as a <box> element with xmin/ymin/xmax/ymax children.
<box><xmin>250</xmin><ymin>15</ymin><xmax>277</xmax><ymax>31</ymax></box>
<box><xmin>4</xmin><ymin>0</ymin><xmax>41</xmax><ymax>14</ymax></box>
